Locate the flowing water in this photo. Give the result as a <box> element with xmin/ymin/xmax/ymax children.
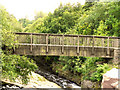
<box><xmin>2</xmin><ymin>68</ymin><xmax>81</xmax><ymax>89</ymax></box>
<box><xmin>35</xmin><ymin>69</ymin><xmax>81</xmax><ymax>88</ymax></box>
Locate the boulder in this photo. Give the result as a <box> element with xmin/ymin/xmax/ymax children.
<box><xmin>81</xmin><ymin>80</ymin><xmax>100</xmax><ymax>88</ymax></box>
<box><xmin>65</xmin><ymin>83</ymin><xmax>81</xmax><ymax>89</ymax></box>
<box><xmin>101</xmin><ymin>68</ymin><xmax>120</xmax><ymax>89</ymax></box>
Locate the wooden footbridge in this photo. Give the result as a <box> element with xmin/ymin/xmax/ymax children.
<box><xmin>14</xmin><ymin>32</ymin><xmax>120</xmax><ymax>63</ymax></box>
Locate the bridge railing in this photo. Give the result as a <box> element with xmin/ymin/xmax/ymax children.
<box><xmin>14</xmin><ymin>32</ymin><xmax>120</xmax><ymax>54</ymax></box>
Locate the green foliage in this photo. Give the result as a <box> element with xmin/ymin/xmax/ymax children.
<box><xmin>80</xmin><ymin>58</ymin><xmax>110</xmax><ymax>82</ymax></box>
<box><xmin>24</xmin><ymin>18</ymin><xmax>44</xmax><ymax>33</ymax></box>
<box><xmin>23</xmin><ymin>1</ymin><xmax>120</xmax><ymax>37</ymax></box>
<box><xmin>23</xmin><ymin>1</ymin><xmax>120</xmax><ymax>83</ymax></box>
<box><xmin>1</xmin><ymin>29</ymin><xmax>17</xmax><ymax>51</ymax></box>
<box><xmin>1</xmin><ymin>0</ymin><xmax>120</xmax><ymax>84</ymax></box>
<box><xmin>59</xmin><ymin>56</ymin><xmax>86</xmax><ymax>73</ymax></box>
<box><xmin>2</xmin><ymin>53</ymin><xmax>38</xmax><ymax>84</ymax></box>
<box><xmin>95</xmin><ymin>15</ymin><xmax>120</xmax><ymax>36</ymax></box>
<box><xmin>0</xmin><ymin>6</ymin><xmax>23</xmax><ymax>32</ymax></box>
<box><xmin>24</xmin><ymin>3</ymin><xmax>83</xmax><ymax>34</ymax></box>
<box><xmin>59</xmin><ymin>56</ymin><xmax>110</xmax><ymax>81</ymax></box>
<box><xmin>1</xmin><ymin>6</ymin><xmax>38</xmax><ymax>84</ymax></box>
<box><xmin>90</xmin><ymin>64</ymin><xmax>110</xmax><ymax>81</ymax></box>
<box><xmin>34</xmin><ymin>11</ymin><xmax>47</xmax><ymax>20</ymax></box>
<box><xmin>19</xmin><ymin>18</ymin><xmax>34</xmax><ymax>28</ymax></box>
<box><xmin>75</xmin><ymin>2</ymin><xmax>120</xmax><ymax>36</ymax></box>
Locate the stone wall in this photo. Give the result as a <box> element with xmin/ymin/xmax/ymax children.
<box><xmin>114</xmin><ymin>49</ymin><xmax>120</xmax><ymax>64</ymax></box>
<box><xmin>113</xmin><ymin>39</ymin><xmax>120</xmax><ymax>64</ymax></box>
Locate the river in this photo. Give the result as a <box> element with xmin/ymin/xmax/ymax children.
<box><xmin>35</xmin><ymin>67</ymin><xmax>81</xmax><ymax>88</ymax></box>
<box><xmin>2</xmin><ymin>67</ymin><xmax>81</xmax><ymax>89</ymax></box>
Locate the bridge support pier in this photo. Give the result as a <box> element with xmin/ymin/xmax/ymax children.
<box><xmin>114</xmin><ymin>49</ymin><xmax>120</xmax><ymax>64</ymax></box>
<box><xmin>113</xmin><ymin>39</ymin><xmax>120</xmax><ymax>64</ymax></box>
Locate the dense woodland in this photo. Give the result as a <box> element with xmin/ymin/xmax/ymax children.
<box><xmin>1</xmin><ymin>0</ymin><xmax>120</xmax><ymax>86</ymax></box>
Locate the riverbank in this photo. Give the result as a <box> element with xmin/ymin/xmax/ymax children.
<box><xmin>2</xmin><ymin>72</ymin><xmax>61</xmax><ymax>88</ymax></box>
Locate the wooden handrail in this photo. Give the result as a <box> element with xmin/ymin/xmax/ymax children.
<box><xmin>14</xmin><ymin>32</ymin><xmax>120</xmax><ymax>39</ymax></box>
<box><xmin>15</xmin><ymin>43</ymin><xmax>115</xmax><ymax>49</ymax></box>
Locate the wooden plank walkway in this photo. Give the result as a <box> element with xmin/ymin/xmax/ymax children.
<box><xmin>14</xmin><ymin>32</ymin><xmax>120</xmax><ymax>58</ymax></box>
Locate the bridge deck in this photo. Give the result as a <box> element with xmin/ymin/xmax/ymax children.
<box><xmin>14</xmin><ymin>32</ymin><xmax>120</xmax><ymax>58</ymax></box>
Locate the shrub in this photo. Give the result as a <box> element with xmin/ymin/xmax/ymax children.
<box><xmin>2</xmin><ymin>53</ymin><xmax>38</xmax><ymax>84</ymax></box>
<box><xmin>59</xmin><ymin>56</ymin><xmax>111</xmax><ymax>82</ymax></box>
<box><xmin>90</xmin><ymin>63</ymin><xmax>110</xmax><ymax>81</ymax></box>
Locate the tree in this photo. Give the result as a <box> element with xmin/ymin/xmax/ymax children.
<box><xmin>0</xmin><ymin>6</ymin><xmax>23</xmax><ymax>32</ymax></box>
<box><xmin>19</xmin><ymin>18</ymin><xmax>33</xmax><ymax>28</ymax></box>
<box><xmin>25</xmin><ymin>3</ymin><xmax>83</xmax><ymax>34</ymax></box>
<box><xmin>1</xmin><ymin>6</ymin><xmax>38</xmax><ymax>84</ymax></box>
<box><xmin>34</xmin><ymin>11</ymin><xmax>47</xmax><ymax>20</ymax></box>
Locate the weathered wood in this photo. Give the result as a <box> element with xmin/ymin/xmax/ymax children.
<box><xmin>112</xmin><ymin>40</ymin><xmax>114</xmax><ymax>47</ymax></box>
<box><xmin>15</xmin><ymin>43</ymin><xmax>115</xmax><ymax>49</ymax></box>
<box><xmin>92</xmin><ymin>36</ymin><xmax>94</xmax><ymax>55</ymax></box>
<box><xmin>102</xmin><ymin>38</ymin><xmax>105</xmax><ymax>53</ymax></box>
<box><xmin>84</xmin><ymin>37</ymin><xmax>87</xmax><ymax>46</ymax></box>
<box><xmin>107</xmin><ymin>37</ymin><xmax>110</xmax><ymax>55</ymax></box>
<box><xmin>62</xmin><ymin>35</ymin><xmax>64</xmax><ymax>54</ymax></box>
<box><xmin>74</xmin><ymin>37</ymin><xmax>76</xmax><ymax>45</ymax></box>
<box><xmin>70</xmin><ymin>37</ymin><xmax>72</xmax><ymax>45</ymax></box>
<box><xmin>46</xmin><ymin>34</ymin><xmax>49</xmax><ymax>53</ymax></box>
<box><xmin>77</xmin><ymin>35</ymin><xmax>79</xmax><ymax>54</ymax></box>
<box><xmin>14</xmin><ymin>32</ymin><xmax>120</xmax><ymax>39</ymax></box>
<box><xmin>87</xmin><ymin>38</ymin><xmax>89</xmax><ymax>46</ymax></box>
<box><xmin>54</xmin><ymin>37</ymin><xmax>55</xmax><ymax>45</ymax></box>
<box><xmin>15</xmin><ymin>45</ymin><xmax>114</xmax><ymax>58</ymax></box>
<box><xmin>102</xmin><ymin>38</ymin><xmax>104</xmax><ymax>47</ymax></box>
<box><xmin>13</xmin><ymin>36</ymin><xmax>17</xmax><ymax>51</ymax></box>
<box><xmin>31</xmin><ymin>34</ymin><xmax>32</xmax><ymax>52</ymax></box>
<box><xmin>60</xmin><ymin>37</ymin><xmax>61</xmax><ymax>45</ymax></box>
<box><xmin>14</xmin><ymin>32</ymin><xmax>120</xmax><ymax>58</ymax></box>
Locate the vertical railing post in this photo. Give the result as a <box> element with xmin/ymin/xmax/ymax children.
<box><xmin>46</xmin><ymin>34</ymin><xmax>49</xmax><ymax>53</ymax></box>
<box><xmin>84</xmin><ymin>37</ymin><xmax>87</xmax><ymax>47</ymax></box>
<box><xmin>83</xmin><ymin>37</ymin><xmax>86</xmax><ymax>47</ymax></box>
<box><xmin>92</xmin><ymin>36</ymin><xmax>94</xmax><ymax>55</ymax></box>
<box><xmin>77</xmin><ymin>35</ymin><xmax>79</xmax><ymax>54</ymax></box>
<box><xmin>102</xmin><ymin>38</ymin><xmax>105</xmax><ymax>53</ymax></box>
<box><xmin>62</xmin><ymin>35</ymin><xmax>64</xmax><ymax>54</ymax></box>
<box><xmin>112</xmin><ymin>39</ymin><xmax>114</xmax><ymax>47</ymax></box>
<box><xmin>87</xmin><ymin>38</ymin><xmax>89</xmax><ymax>46</ymax></box>
<box><xmin>107</xmin><ymin>37</ymin><xmax>110</xmax><ymax>55</ymax></box>
<box><xmin>13</xmin><ymin>35</ymin><xmax>17</xmax><ymax>52</ymax></box>
<box><xmin>74</xmin><ymin>37</ymin><xmax>76</xmax><ymax>45</ymax></box>
<box><xmin>30</xmin><ymin>34</ymin><xmax>33</xmax><ymax>52</ymax></box>
<box><xmin>102</xmin><ymin>38</ymin><xmax>104</xmax><ymax>47</ymax></box>
<box><xmin>54</xmin><ymin>36</ymin><xmax>55</xmax><ymax>45</ymax></box>
<box><xmin>60</xmin><ymin>37</ymin><xmax>61</xmax><ymax>45</ymax></box>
